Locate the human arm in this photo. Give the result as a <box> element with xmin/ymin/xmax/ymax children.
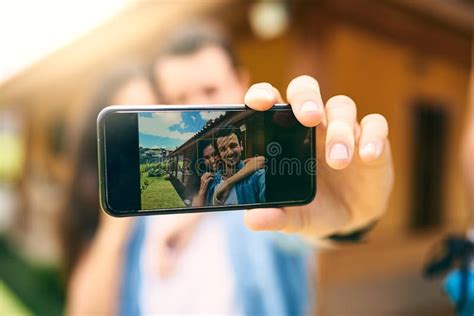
<box><xmin>242</xmin><ymin>75</ymin><xmax>394</xmax><ymax>241</ymax></box>
<box><xmin>66</xmin><ymin>215</ymin><xmax>133</xmax><ymax>316</ymax></box>
<box><xmin>214</xmin><ymin>156</ymin><xmax>265</xmax><ymax>205</ymax></box>
<box><xmin>192</xmin><ymin>172</ymin><xmax>214</xmax><ymax>207</ymax></box>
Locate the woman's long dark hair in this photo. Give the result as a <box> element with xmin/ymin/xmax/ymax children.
<box><xmin>184</xmin><ymin>139</ymin><xmax>213</xmax><ymax>200</ymax></box>
<box><xmin>59</xmin><ymin>64</ymin><xmax>154</xmax><ymax>279</ymax></box>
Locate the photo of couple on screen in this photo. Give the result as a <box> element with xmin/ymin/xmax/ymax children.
<box><xmin>138</xmin><ymin>110</ymin><xmax>266</xmax><ymax>210</ymax></box>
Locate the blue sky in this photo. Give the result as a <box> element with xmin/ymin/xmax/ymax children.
<box><xmin>138</xmin><ymin>111</ymin><xmax>224</xmax><ymax>149</ymax></box>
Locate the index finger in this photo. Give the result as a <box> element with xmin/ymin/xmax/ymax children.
<box><xmin>286</xmin><ymin>75</ymin><xmax>325</xmax><ymax>127</ymax></box>
<box><xmin>244</xmin><ymin>82</ymin><xmax>283</xmax><ymax>111</ymax></box>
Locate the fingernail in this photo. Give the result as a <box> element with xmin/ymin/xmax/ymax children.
<box><xmin>300</xmin><ymin>101</ymin><xmax>321</xmax><ymax>113</ymax></box>
<box><xmin>253</xmin><ymin>88</ymin><xmax>274</xmax><ymax>100</ymax></box>
<box><xmin>361</xmin><ymin>142</ymin><xmax>377</xmax><ymax>157</ymax></box>
<box><xmin>329</xmin><ymin>143</ymin><xmax>349</xmax><ymax>160</ymax></box>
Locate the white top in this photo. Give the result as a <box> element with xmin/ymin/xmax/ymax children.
<box><xmin>139</xmin><ymin>214</ymin><xmax>240</xmax><ymax>315</ymax></box>
<box><xmin>214</xmin><ymin>178</ymin><xmax>238</xmax><ymax>205</ymax></box>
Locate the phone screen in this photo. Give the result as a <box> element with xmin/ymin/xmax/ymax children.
<box><xmin>99</xmin><ymin>105</ymin><xmax>316</xmax><ymax>215</ymax></box>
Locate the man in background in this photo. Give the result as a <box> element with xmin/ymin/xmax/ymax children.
<box><xmin>208</xmin><ymin>125</ymin><xmax>266</xmax><ymax>205</ymax></box>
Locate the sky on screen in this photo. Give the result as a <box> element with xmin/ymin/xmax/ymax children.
<box><xmin>138</xmin><ymin>111</ymin><xmax>225</xmax><ymax>149</ymax></box>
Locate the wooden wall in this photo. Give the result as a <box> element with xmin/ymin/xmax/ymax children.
<box><xmin>233</xmin><ymin>1</ymin><xmax>471</xmax><ymax>315</ymax></box>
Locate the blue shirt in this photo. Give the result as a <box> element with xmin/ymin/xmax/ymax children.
<box><xmin>444</xmin><ymin>269</ymin><xmax>474</xmax><ymax>316</ymax></box>
<box><xmin>206</xmin><ymin>161</ymin><xmax>266</xmax><ymax>206</ymax></box>
<box><xmin>120</xmin><ymin>215</ymin><xmax>312</xmax><ymax>316</ymax></box>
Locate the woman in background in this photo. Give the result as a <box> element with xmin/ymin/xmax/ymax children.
<box><xmin>60</xmin><ymin>64</ymin><xmax>157</xmax><ymax>315</ymax></box>
<box><xmin>61</xmin><ymin>64</ymin><xmax>238</xmax><ymax>315</ymax></box>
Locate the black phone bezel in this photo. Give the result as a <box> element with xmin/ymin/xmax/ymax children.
<box><xmin>97</xmin><ymin>104</ymin><xmax>317</xmax><ymax>217</ymax></box>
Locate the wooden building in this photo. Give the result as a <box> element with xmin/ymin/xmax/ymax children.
<box><xmin>167</xmin><ymin>110</ymin><xmax>263</xmax><ymax>204</ymax></box>
<box><xmin>0</xmin><ymin>1</ymin><xmax>472</xmax><ymax>315</ymax></box>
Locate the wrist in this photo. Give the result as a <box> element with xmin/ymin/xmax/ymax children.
<box><xmin>221</xmin><ymin>182</ymin><xmax>230</xmax><ymax>191</ymax></box>
<box><xmin>222</xmin><ymin>177</ymin><xmax>233</xmax><ymax>187</ymax></box>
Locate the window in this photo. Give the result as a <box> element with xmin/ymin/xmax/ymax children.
<box><xmin>410</xmin><ymin>101</ymin><xmax>448</xmax><ymax>229</ymax></box>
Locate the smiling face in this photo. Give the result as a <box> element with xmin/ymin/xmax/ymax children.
<box><xmin>202</xmin><ymin>143</ymin><xmax>219</xmax><ymax>171</ymax></box>
<box><xmin>216</xmin><ymin>133</ymin><xmax>242</xmax><ymax>168</ymax></box>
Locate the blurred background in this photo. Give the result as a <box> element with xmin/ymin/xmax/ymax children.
<box><xmin>0</xmin><ymin>0</ymin><xmax>472</xmax><ymax>315</ymax></box>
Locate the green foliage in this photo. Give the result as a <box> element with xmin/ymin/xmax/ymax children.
<box><xmin>0</xmin><ymin>238</ymin><xmax>64</xmax><ymax>316</ymax></box>
<box><xmin>141</xmin><ymin>178</ymin><xmax>150</xmax><ymax>192</ymax></box>
<box><xmin>0</xmin><ymin>282</ymin><xmax>33</xmax><ymax>316</ymax></box>
<box><xmin>140</xmin><ymin>162</ymin><xmax>170</xmax><ymax>177</ymax></box>
<box><xmin>140</xmin><ymin>162</ymin><xmax>169</xmax><ymax>178</ymax></box>
<box><xmin>148</xmin><ymin>167</ymin><xmax>166</xmax><ymax>177</ymax></box>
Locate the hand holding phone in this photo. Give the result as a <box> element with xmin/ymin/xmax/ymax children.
<box><xmin>242</xmin><ymin>76</ymin><xmax>393</xmax><ymax>239</ymax></box>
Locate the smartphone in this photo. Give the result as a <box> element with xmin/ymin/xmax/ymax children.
<box><xmin>97</xmin><ymin>104</ymin><xmax>316</xmax><ymax>216</ymax></box>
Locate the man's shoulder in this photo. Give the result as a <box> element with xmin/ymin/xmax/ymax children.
<box><xmin>245</xmin><ymin>168</ymin><xmax>265</xmax><ymax>188</ymax></box>
<box><xmin>254</xmin><ymin>168</ymin><xmax>265</xmax><ymax>178</ymax></box>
